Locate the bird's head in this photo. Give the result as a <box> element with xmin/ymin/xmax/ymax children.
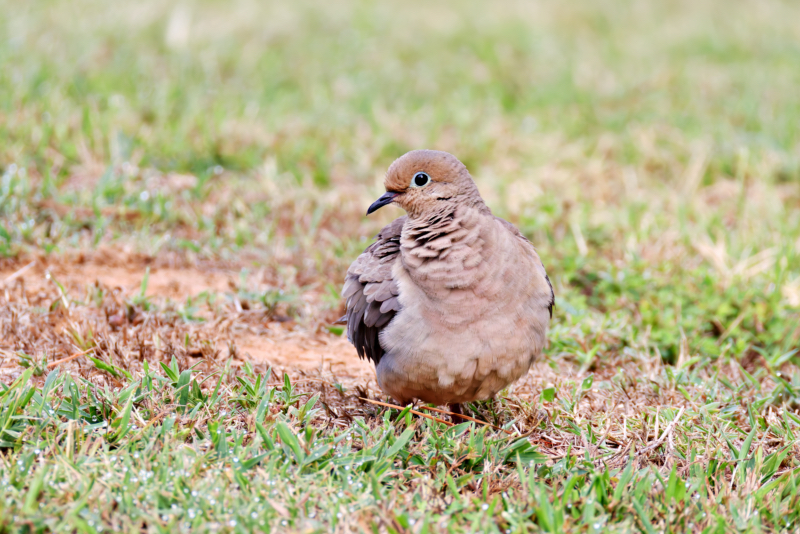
<box><xmin>367</xmin><ymin>150</ymin><xmax>485</xmax><ymax>219</ymax></box>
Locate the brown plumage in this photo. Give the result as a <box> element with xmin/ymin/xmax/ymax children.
<box><xmin>342</xmin><ymin>150</ymin><xmax>554</xmax><ymax>410</ymax></box>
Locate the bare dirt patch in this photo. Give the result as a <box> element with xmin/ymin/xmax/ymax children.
<box><xmin>235</xmin><ymin>332</ymin><xmax>372</xmax><ymax>377</ymax></box>
<box><xmin>1</xmin><ymin>254</ymin><xmax>231</xmax><ymax>298</ymax></box>
<box><xmin>0</xmin><ymin>250</ymin><xmax>364</xmax><ymax>376</ymax></box>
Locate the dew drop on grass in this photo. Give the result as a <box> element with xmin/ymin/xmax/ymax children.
<box><xmin>229</xmin><ymin>520</ymin><xmax>237</xmax><ymax>527</ymax></box>
<box><xmin>481</xmin><ymin>504</ymin><xmax>489</xmax><ymax>511</ymax></box>
<box><xmin>251</xmin><ymin>512</ymin><xmax>257</xmax><ymax>519</ymax></box>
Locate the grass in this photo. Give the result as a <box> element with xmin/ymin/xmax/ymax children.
<box><xmin>1</xmin><ymin>0</ymin><xmax>800</xmax><ymax>531</ymax></box>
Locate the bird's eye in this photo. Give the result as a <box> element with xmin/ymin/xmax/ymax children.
<box><xmin>411</xmin><ymin>172</ymin><xmax>430</xmax><ymax>188</ymax></box>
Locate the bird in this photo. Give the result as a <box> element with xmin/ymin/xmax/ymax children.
<box><xmin>340</xmin><ymin>150</ymin><xmax>554</xmax><ymax>417</ymax></box>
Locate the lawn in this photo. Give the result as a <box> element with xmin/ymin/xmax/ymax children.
<box><xmin>1</xmin><ymin>0</ymin><xmax>800</xmax><ymax>532</ymax></box>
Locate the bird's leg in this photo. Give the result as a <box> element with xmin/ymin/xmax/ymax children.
<box><xmin>448</xmin><ymin>403</ymin><xmax>464</xmax><ymax>422</ymax></box>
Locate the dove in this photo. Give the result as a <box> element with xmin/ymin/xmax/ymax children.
<box><xmin>341</xmin><ymin>150</ymin><xmax>554</xmax><ymax>416</ymax></box>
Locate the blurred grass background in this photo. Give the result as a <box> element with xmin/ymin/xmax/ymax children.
<box><xmin>4</xmin><ymin>0</ymin><xmax>800</xmax><ymax>174</ymax></box>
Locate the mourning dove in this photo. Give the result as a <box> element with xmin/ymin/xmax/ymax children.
<box><xmin>341</xmin><ymin>150</ymin><xmax>554</xmax><ymax>415</ymax></box>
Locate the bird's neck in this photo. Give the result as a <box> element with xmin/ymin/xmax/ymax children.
<box><xmin>399</xmin><ymin>203</ymin><xmax>496</xmax><ymax>291</ymax></box>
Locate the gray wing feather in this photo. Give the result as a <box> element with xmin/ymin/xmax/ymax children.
<box><xmin>379</xmin><ymin>296</ymin><xmax>400</xmax><ymax>314</ymax></box>
<box><xmin>342</xmin><ymin>217</ymin><xmax>405</xmax><ymax>365</ymax></box>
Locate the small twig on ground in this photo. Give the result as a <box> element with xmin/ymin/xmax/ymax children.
<box><xmin>0</xmin><ymin>261</ymin><xmax>36</xmax><ymax>287</ymax></box>
<box><xmin>47</xmin><ymin>347</ymin><xmax>96</xmax><ymax>368</ymax></box>
<box><xmin>359</xmin><ymin>398</ymin><xmax>453</xmax><ymax>427</ymax></box>
<box><xmin>418</xmin><ymin>405</ymin><xmax>514</xmax><ymax>434</ymax></box>
<box><xmin>636</xmin><ymin>407</ymin><xmax>686</xmax><ymax>457</ymax></box>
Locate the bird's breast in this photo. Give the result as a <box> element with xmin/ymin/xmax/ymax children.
<box><xmin>376</xmin><ymin>215</ymin><xmax>552</xmax><ymax>404</ymax></box>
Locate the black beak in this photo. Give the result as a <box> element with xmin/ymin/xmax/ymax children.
<box><xmin>366</xmin><ymin>192</ymin><xmax>398</xmax><ymax>215</ymax></box>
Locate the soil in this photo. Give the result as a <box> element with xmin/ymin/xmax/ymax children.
<box><xmin>235</xmin><ymin>332</ymin><xmax>373</xmax><ymax>377</ymax></box>
<box><xmin>0</xmin><ymin>253</ymin><xmax>372</xmax><ymax>378</ymax></box>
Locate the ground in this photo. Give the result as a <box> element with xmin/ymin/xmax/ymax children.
<box><xmin>0</xmin><ymin>255</ymin><xmax>370</xmax><ymax>376</ymax></box>
<box><xmin>1</xmin><ymin>0</ymin><xmax>800</xmax><ymax>532</ymax></box>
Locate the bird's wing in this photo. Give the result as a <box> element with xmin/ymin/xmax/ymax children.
<box><xmin>341</xmin><ymin>216</ymin><xmax>406</xmax><ymax>365</ymax></box>
<box><xmin>495</xmin><ymin>216</ymin><xmax>555</xmax><ymax>318</ymax></box>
